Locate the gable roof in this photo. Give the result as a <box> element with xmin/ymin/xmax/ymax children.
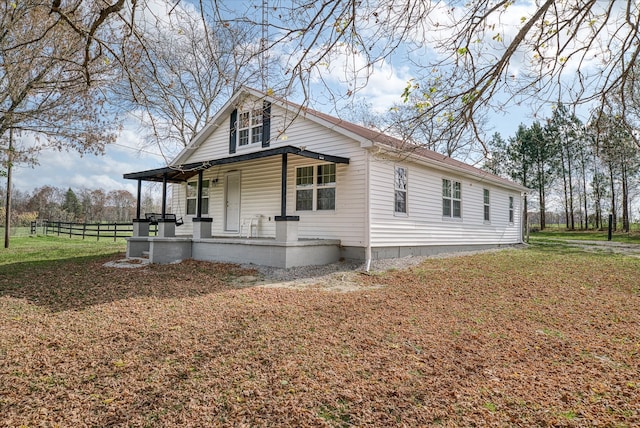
<box><xmin>138</xmin><ymin>87</ymin><xmax>527</xmax><ymax>192</ymax></box>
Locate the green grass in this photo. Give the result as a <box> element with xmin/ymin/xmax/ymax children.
<box><xmin>0</xmin><ymin>235</ymin><xmax>126</xmax><ymax>266</ymax></box>
<box><xmin>530</xmin><ymin>229</ymin><xmax>640</xmax><ymax>244</ymax></box>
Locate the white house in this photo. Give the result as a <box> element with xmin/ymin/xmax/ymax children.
<box><xmin>124</xmin><ymin>87</ymin><xmax>527</xmax><ymax>268</ymax></box>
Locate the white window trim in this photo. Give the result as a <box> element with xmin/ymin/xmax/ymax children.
<box><xmin>508</xmin><ymin>195</ymin><xmax>515</xmax><ymax>224</ymax></box>
<box><xmin>236</xmin><ymin>109</ymin><xmax>263</xmax><ymax>149</ymax></box>
<box><xmin>295</xmin><ymin>164</ymin><xmax>336</xmax><ymax>212</ymax></box>
<box><xmin>483</xmin><ymin>188</ymin><xmax>491</xmax><ymax>223</ymax></box>
<box><xmin>442</xmin><ymin>178</ymin><xmax>462</xmax><ymax>220</ymax></box>
<box><xmin>186</xmin><ymin>180</ymin><xmax>210</xmax><ymax>216</ymax></box>
<box><xmin>394</xmin><ymin>166</ymin><xmax>408</xmax><ymax>216</ymax></box>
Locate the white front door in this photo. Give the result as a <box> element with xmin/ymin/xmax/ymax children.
<box><xmin>225</xmin><ymin>172</ymin><xmax>241</xmax><ymax>232</ymax></box>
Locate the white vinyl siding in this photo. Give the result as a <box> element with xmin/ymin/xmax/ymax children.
<box><xmin>172</xmin><ymin>103</ymin><xmax>367</xmax><ymax>246</ymax></box>
<box><xmin>369</xmin><ymin>157</ymin><xmax>522</xmax><ymax>248</ymax></box>
<box><xmin>171</xmin><ymin>93</ymin><xmax>523</xmax><ymax>251</ymax></box>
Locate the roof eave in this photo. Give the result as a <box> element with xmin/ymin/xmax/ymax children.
<box><xmin>371</xmin><ymin>142</ymin><xmax>529</xmax><ymax>193</ymax></box>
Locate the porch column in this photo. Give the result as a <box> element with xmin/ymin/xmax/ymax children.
<box><xmin>161</xmin><ymin>173</ymin><xmax>168</xmax><ymax>217</ymax></box>
<box><xmin>196</xmin><ymin>170</ymin><xmax>203</xmax><ymax>218</ymax></box>
<box><xmin>280</xmin><ymin>153</ymin><xmax>287</xmax><ymax>217</ymax></box>
<box><xmin>191</xmin><ymin>170</ymin><xmax>212</xmax><ymax>239</ymax></box>
<box><xmin>192</xmin><ymin>217</ymin><xmax>212</xmax><ymax>239</ymax></box>
<box><xmin>132</xmin><ymin>179</ymin><xmax>150</xmax><ymax>237</ymax></box>
<box><xmin>136</xmin><ymin>179</ymin><xmax>142</xmax><ymax>219</ymax></box>
<box><xmin>275</xmin><ymin>153</ymin><xmax>299</xmax><ymax>242</ymax></box>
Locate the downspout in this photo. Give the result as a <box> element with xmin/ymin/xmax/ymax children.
<box><xmin>365</xmin><ymin>149</ymin><xmax>372</xmax><ymax>272</ymax></box>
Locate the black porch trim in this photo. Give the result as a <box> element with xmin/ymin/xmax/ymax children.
<box><xmin>123</xmin><ymin>145</ymin><xmax>350</xmax><ymax>183</ymax></box>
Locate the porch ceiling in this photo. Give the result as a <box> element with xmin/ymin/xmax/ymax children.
<box><xmin>123</xmin><ymin>145</ymin><xmax>350</xmax><ymax>183</ymax></box>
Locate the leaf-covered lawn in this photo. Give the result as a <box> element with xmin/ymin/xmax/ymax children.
<box><xmin>1</xmin><ymin>246</ymin><xmax>638</xmax><ymax>427</ymax></box>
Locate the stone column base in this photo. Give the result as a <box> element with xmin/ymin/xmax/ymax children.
<box><xmin>275</xmin><ymin>216</ymin><xmax>300</xmax><ymax>242</ymax></box>
<box><xmin>132</xmin><ymin>219</ymin><xmax>150</xmax><ymax>237</ymax></box>
<box><xmin>193</xmin><ymin>217</ymin><xmax>213</xmax><ymax>239</ymax></box>
<box><xmin>157</xmin><ymin>219</ymin><xmax>176</xmax><ymax>237</ymax></box>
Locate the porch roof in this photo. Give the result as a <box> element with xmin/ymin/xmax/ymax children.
<box><xmin>123</xmin><ymin>145</ymin><xmax>350</xmax><ymax>183</ymax></box>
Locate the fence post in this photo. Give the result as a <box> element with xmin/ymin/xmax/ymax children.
<box><xmin>57</xmin><ymin>221</ymin><xmax>60</xmax><ymax>236</ymax></box>
<box><xmin>97</xmin><ymin>223</ymin><xmax>100</xmax><ymax>241</ymax></box>
<box><xmin>69</xmin><ymin>222</ymin><xmax>72</xmax><ymax>238</ymax></box>
<box><xmin>114</xmin><ymin>222</ymin><xmax>117</xmax><ymax>242</ymax></box>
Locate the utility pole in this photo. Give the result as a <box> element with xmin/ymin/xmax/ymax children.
<box><xmin>261</xmin><ymin>0</ymin><xmax>268</xmax><ymax>91</ymax></box>
<box><xmin>4</xmin><ymin>128</ymin><xmax>13</xmax><ymax>248</ymax></box>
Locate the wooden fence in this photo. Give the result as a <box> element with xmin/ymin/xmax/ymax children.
<box><xmin>33</xmin><ymin>220</ymin><xmax>158</xmax><ymax>241</ymax></box>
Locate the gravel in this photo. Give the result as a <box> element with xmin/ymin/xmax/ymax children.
<box><xmin>243</xmin><ymin>245</ymin><xmax>526</xmax><ymax>290</ymax></box>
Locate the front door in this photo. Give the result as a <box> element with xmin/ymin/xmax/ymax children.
<box><xmin>225</xmin><ymin>172</ymin><xmax>241</xmax><ymax>232</ymax></box>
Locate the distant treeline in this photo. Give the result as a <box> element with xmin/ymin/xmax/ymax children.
<box><xmin>1</xmin><ymin>185</ymin><xmax>161</xmax><ymax>226</ymax></box>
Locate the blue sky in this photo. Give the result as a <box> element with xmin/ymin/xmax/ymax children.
<box><xmin>8</xmin><ymin>0</ymin><xmax>589</xmax><ymax>194</ymax></box>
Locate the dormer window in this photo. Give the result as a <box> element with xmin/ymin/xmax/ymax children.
<box><xmin>237</xmin><ymin>109</ymin><xmax>263</xmax><ymax>147</ymax></box>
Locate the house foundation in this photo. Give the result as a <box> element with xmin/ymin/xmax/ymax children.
<box><xmin>125</xmin><ymin>236</ymin><xmax>341</xmax><ymax>268</ymax></box>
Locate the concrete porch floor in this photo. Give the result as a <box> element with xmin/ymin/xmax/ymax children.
<box><xmin>126</xmin><ymin>236</ymin><xmax>341</xmax><ymax>268</ymax></box>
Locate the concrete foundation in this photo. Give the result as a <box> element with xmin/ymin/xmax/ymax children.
<box><xmin>126</xmin><ymin>237</ymin><xmax>518</xmax><ymax>268</ymax></box>
<box><xmin>192</xmin><ymin>238</ymin><xmax>340</xmax><ymax>268</ymax></box>
<box><xmin>339</xmin><ymin>243</ymin><xmax>518</xmax><ymax>262</ymax></box>
<box><xmin>149</xmin><ymin>238</ymin><xmax>192</xmax><ymax>264</ymax></box>
<box><xmin>126</xmin><ymin>236</ymin><xmax>150</xmax><ymax>258</ymax></box>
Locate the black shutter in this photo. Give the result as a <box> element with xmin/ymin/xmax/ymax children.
<box><xmin>262</xmin><ymin>101</ymin><xmax>271</xmax><ymax>148</ymax></box>
<box><xmin>229</xmin><ymin>108</ymin><xmax>237</xmax><ymax>154</ymax></box>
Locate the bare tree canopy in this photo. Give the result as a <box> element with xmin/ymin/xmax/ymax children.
<box><xmin>218</xmin><ymin>0</ymin><xmax>640</xmax><ymax>150</ymax></box>
<box><xmin>113</xmin><ymin>1</ymin><xmax>263</xmax><ymax>160</ymax></box>
<box><xmin>1</xmin><ymin>0</ymin><xmax>122</xmax><ymax>162</ymax></box>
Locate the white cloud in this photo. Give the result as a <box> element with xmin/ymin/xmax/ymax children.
<box><xmin>10</xmin><ymin>125</ymin><xmax>164</xmax><ymax>195</ymax></box>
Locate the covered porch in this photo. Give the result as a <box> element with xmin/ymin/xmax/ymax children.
<box><xmin>123</xmin><ymin>145</ymin><xmax>349</xmax><ymax>268</ymax></box>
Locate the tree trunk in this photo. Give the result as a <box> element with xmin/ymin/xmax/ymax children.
<box><xmin>581</xmin><ymin>150</ymin><xmax>588</xmax><ymax>229</ymax></box>
<box><xmin>560</xmin><ymin>149</ymin><xmax>570</xmax><ymax>229</ymax></box>
<box><xmin>609</xmin><ymin>165</ymin><xmax>617</xmax><ymax>231</ymax></box>
<box><xmin>4</xmin><ymin>128</ymin><xmax>13</xmax><ymax>248</ymax></box>
<box><xmin>566</xmin><ymin>148</ymin><xmax>575</xmax><ymax>230</ymax></box>
<box><xmin>621</xmin><ymin>163</ymin><xmax>629</xmax><ymax>233</ymax></box>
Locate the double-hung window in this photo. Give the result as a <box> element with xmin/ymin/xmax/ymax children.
<box><xmin>442</xmin><ymin>178</ymin><xmax>462</xmax><ymax>218</ymax></box>
<box><xmin>394</xmin><ymin>166</ymin><xmax>407</xmax><ymax>214</ymax></box>
<box><xmin>509</xmin><ymin>196</ymin><xmax>514</xmax><ymax>223</ymax></box>
<box><xmin>237</xmin><ymin>109</ymin><xmax>263</xmax><ymax>147</ymax></box>
<box><xmin>483</xmin><ymin>189</ymin><xmax>490</xmax><ymax>222</ymax></box>
<box><xmin>296</xmin><ymin>164</ymin><xmax>336</xmax><ymax>211</ymax></box>
<box><xmin>186</xmin><ymin>180</ymin><xmax>209</xmax><ymax>215</ymax></box>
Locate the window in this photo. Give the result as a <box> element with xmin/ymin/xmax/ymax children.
<box><xmin>186</xmin><ymin>180</ymin><xmax>209</xmax><ymax>215</ymax></box>
<box><xmin>296</xmin><ymin>164</ymin><xmax>336</xmax><ymax>211</ymax></box>
<box><xmin>509</xmin><ymin>196</ymin><xmax>514</xmax><ymax>223</ymax></box>
<box><xmin>442</xmin><ymin>178</ymin><xmax>462</xmax><ymax>218</ymax></box>
<box><xmin>483</xmin><ymin>189</ymin><xmax>490</xmax><ymax>222</ymax></box>
<box><xmin>394</xmin><ymin>166</ymin><xmax>407</xmax><ymax>213</ymax></box>
<box><xmin>237</xmin><ymin>109</ymin><xmax>263</xmax><ymax>147</ymax></box>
